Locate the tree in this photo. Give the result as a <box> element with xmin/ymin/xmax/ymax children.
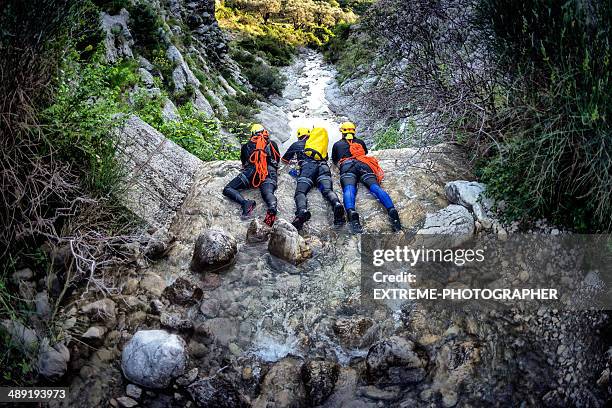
<box><xmin>282</xmin><ymin>0</ymin><xmax>316</xmax><ymax>29</ymax></box>
<box><xmin>226</xmin><ymin>0</ymin><xmax>281</xmax><ymax>24</ymax></box>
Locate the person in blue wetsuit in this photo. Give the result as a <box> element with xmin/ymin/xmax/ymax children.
<box><xmin>331</xmin><ymin>121</ymin><xmax>402</xmax><ymax>234</ymax></box>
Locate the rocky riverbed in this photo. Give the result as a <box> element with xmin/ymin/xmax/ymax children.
<box><xmin>28</xmin><ymin>50</ymin><xmax>609</xmax><ymax>407</ymax></box>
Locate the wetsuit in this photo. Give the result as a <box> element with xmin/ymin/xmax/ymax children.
<box><xmin>283</xmin><ymin>139</ymin><xmax>342</xmax><ymax>216</ymax></box>
<box><xmin>331</xmin><ymin>137</ymin><xmax>395</xmax><ymax>212</ymax></box>
<box><xmin>223</xmin><ymin>138</ymin><xmax>280</xmax><ymax>212</ymax></box>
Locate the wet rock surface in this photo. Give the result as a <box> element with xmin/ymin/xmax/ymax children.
<box><xmin>121</xmin><ymin>330</ymin><xmax>187</xmax><ymax>389</ymax></box>
<box><xmin>190</xmin><ymin>229</ymin><xmax>238</xmax><ymax>272</ymax></box>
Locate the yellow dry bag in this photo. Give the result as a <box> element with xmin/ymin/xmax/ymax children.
<box><xmin>304</xmin><ymin>127</ymin><xmax>329</xmax><ymax>161</ymax></box>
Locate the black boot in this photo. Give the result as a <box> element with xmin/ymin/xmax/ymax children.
<box><xmin>264</xmin><ymin>208</ymin><xmax>277</xmax><ymax>227</ymax></box>
<box><xmin>388</xmin><ymin>208</ymin><xmax>402</xmax><ymax>232</ymax></box>
<box><xmin>333</xmin><ymin>202</ymin><xmax>346</xmax><ymax>226</ymax></box>
<box><xmin>347</xmin><ymin>210</ymin><xmax>363</xmax><ymax>234</ymax></box>
<box><xmin>292</xmin><ymin>210</ymin><xmax>311</xmax><ymax>231</ymax></box>
<box><xmin>241</xmin><ymin>200</ymin><xmax>256</xmax><ymax>219</ymax></box>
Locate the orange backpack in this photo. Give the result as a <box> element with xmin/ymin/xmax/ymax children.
<box><xmin>249</xmin><ymin>133</ymin><xmax>280</xmax><ymax>188</ymax></box>
<box><xmin>340</xmin><ymin>140</ymin><xmax>385</xmax><ymax>183</ymax></box>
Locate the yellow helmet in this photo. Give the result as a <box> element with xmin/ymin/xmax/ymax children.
<box><xmin>340</xmin><ymin>121</ymin><xmax>356</xmax><ymax>136</ymax></box>
<box><xmin>250</xmin><ymin>123</ymin><xmax>266</xmax><ymax>136</ymax></box>
<box><xmin>297</xmin><ymin>127</ymin><xmax>310</xmax><ymax>139</ymax></box>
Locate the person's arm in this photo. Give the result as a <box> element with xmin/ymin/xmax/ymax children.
<box><xmin>240</xmin><ymin>144</ymin><xmax>248</xmax><ymax>167</ymax></box>
<box><xmin>332</xmin><ymin>143</ymin><xmax>339</xmax><ymax>167</ymax></box>
<box><xmin>270</xmin><ymin>141</ymin><xmax>281</xmax><ymax>168</ymax></box>
<box><xmin>358</xmin><ymin>139</ymin><xmax>369</xmax><ymax>155</ymax></box>
<box><xmin>282</xmin><ymin>142</ymin><xmax>298</xmax><ymax>164</ymax></box>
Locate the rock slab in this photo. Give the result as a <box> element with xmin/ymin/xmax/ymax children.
<box><xmin>190</xmin><ymin>229</ymin><xmax>238</xmax><ymax>272</ymax></box>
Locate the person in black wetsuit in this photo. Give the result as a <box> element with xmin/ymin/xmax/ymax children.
<box><xmin>282</xmin><ymin>127</ymin><xmax>345</xmax><ymax>230</ymax></box>
<box><xmin>223</xmin><ymin>124</ymin><xmax>280</xmax><ymax>226</ymax></box>
<box><xmin>331</xmin><ymin>121</ymin><xmax>402</xmax><ymax>234</ymax></box>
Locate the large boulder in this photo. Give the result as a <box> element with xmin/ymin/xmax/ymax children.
<box><xmin>37</xmin><ymin>340</ymin><xmax>70</xmax><ymax>380</ymax></box>
<box><xmin>416</xmin><ymin>205</ymin><xmax>474</xmax><ymax>247</ymax></box>
<box><xmin>366</xmin><ymin>336</ymin><xmax>428</xmax><ymax>385</ymax></box>
<box><xmin>115</xmin><ymin>115</ymin><xmax>201</xmax><ymax>230</ymax></box>
<box><xmin>121</xmin><ymin>330</ymin><xmax>187</xmax><ymax>389</ymax></box>
<box><xmin>253</xmin><ymin>357</ymin><xmax>306</xmax><ymax>408</ymax></box>
<box><xmin>190</xmin><ymin>229</ymin><xmax>238</xmax><ymax>272</ymax></box>
<box><xmin>268</xmin><ymin>219</ymin><xmax>312</xmax><ymax>265</ymax></box>
<box><xmin>100</xmin><ymin>9</ymin><xmax>134</xmax><ymax>63</ymax></box>
<box><xmin>445</xmin><ymin>181</ymin><xmax>492</xmax><ymax>228</ymax></box>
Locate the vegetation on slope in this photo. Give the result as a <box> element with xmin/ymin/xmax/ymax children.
<box><xmin>330</xmin><ymin>0</ymin><xmax>611</xmax><ymax>231</ymax></box>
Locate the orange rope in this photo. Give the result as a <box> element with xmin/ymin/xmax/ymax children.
<box><xmin>338</xmin><ymin>140</ymin><xmax>385</xmax><ymax>183</ymax></box>
<box><xmin>248</xmin><ymin>132</ymin><xmax>279</xmax><ymax>188</ymax></box>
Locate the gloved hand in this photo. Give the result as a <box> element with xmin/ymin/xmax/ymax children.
<box><xmin>289</xmin><ymin>169</ymin><xmax>298</xmax><ymax>179</ymax></box>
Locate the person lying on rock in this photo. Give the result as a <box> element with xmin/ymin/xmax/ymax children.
<box><xmin>222</xmin><ymin>124</ymin><xmax>280</xmax><ymax>227</ymax></box>
<box><xmin>282</xmin><ymin>127</ymin><xmax>346</xmax><ymax>230</ymax></box>
<box><xmin>332</xmin><ymin>121</ymin><xmax>402</xmax><ymax>234</ymax></box>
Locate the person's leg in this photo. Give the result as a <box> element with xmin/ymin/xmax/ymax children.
<box><xmin>294</xmin><ymin>161</ymin><xmax>316</xmax><ymax>216</ymax></box>
<box><xmin>223</xmin><ymin>170</ymin><xmax>256</xmax><ymax>216</ymax></box>
<box><xmin>317</xmin><ymin>163</ymin><xmax>345</xmax><ymax>225</ymax></box>
<box><xmin>340</xmin><ymin>170</ymin><xmax>361</xmax><ymax>233</ymax></box>
<box><xmin>260</xmin><ymin>169</ymin><xmax>278</xmax><ymax>226</ymax></box>
<box><xmin>361</xmin><ymin>169</ymin><xmax>402</xmax><ymax>232</ymax></box>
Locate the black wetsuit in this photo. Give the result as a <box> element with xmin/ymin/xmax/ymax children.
<box><xmin>223</xmin><ymin>139</ymin><xmax>280</xmax><ymax>211</ymax></box>
<box><xmin>331</xmin><ymin>137</ymin><xmax>377</xmax><ymax>188</ymax></box>
<box><xmin>283</xmin><ymin>138</ymin><xmax>341</xmax><ymax>215</ymax></box>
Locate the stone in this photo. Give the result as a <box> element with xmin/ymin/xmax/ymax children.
<box><xmin>167</xmin><ymin>45</ymin><xmax>201</xmax><ymax>91</ymax></box>
<box><xmin>121</xmin><ymin>330</ymin><xmax>187</xmax><ymax>389</ymax></box>
<box><xmin>11</xmin><ymin>267</ymin><xmax>34</xmax><ymax>282</ymax></box>
<box><xmin>445</xmin><ymin>181</ymin><xmax>486</xmax><ymax>209</ymax></box>
<box><xmin>126</xmin><ymin>384</ymin><xmax>142</xmax><ymax>399</ymax></box>
<box><xmin>150</xmin><ymin>299</ymin><xmax>164</xmax><ymax>315</ymax></box>
<box><xmin>140</xmin><ymin>273</ymin><xmax>167</xmax><ymax>296</ymax></box>
<box><xmin>82</xmin><ymin>326</ymin><xmax>106</xmax><ymax>341</ymax></box>
<box><xmin>176</xmin><ymin>367</ymin><xmax>198</xmax><ymax>387</ymax></box>
<box><xmin>163</xmin><ymin>276</ymin><xmax>203</xmax><ymax>306</ymax></box>
<box><xmin>162</xmin><ymin>98</ymin><xmax>181</xmax><ymax>122</ymax></box>
<box><xmin>196</xmin><ymin>318</ymin><xmax>238</xmax><ymax>346</ymax></box>
<box><xmin>366</xmin><ymin>336</ymin><xmax>427</xmax><ymax>385</ymax></box>
<box><xmin>116</xmin><ymin>396</ymin><xmax>138</xmax><ymax>408</ymax></box>
<box><xmin>34</xmin><ymin>291</ymin><xmax>52</xmax><ymax>319</ymax></box>
<box><xmin>138</xmin><ymin>68</ymin><xmax>155</xmax><ymax>87</ymax></box>
<box><xmin>37</xmin><ymin>340</ymin><xmax>70</xmax><ymax>380</ymax></box>
<box><xmin>302</xmin><ymin>360</ymin><xmax>340</xmax><ymax>406</ymax></box>
<box><xmin>1</xmin><ymin>320</ymin><xmax>38</xmax><ymax>352</ymax></box>
<box><xmin>101</xmin><ymin>9</ymin><xmax>134</xmax><ymax>63</ymax></box>
<box><xmin>360</xmin><ymin>385</ymin><xmax>400</xmax><ymax>401</ymax></box>
<box><xmin>190</xmin><ymin>229</ymin><xmax>238</xmax><ymax>272</ymax></box>
<box><xmin>114</xmin><ymin>115</ymin><xmax>200</xmax><ymax>230</ymax></box>
<box><xmin>253</xmin><ymin>357</ymin><xmax>306</xmax><ymax>408</ymax></box>
<box><xmin>332</xmin><ymin>316</ymin><xmax>374</xmax><ymax>349</ymax></box>
<box><xmin>81</xmin><ymin>298</ymin><xmax>116</xmax><ymax>322</ymax></box>
<box><xmin>268</xmin><ymin>219</ymin><xmax>312</xmax><ymax>265</ymax></box>
<box><xmin>416</xmin><ymin>205</ymin><xmax>474</xmax><ymax>247</ymax></box>
<box><xmin>188</xmin><ymin>377</ymin><xmax>245</xmax><ymax>408</ymax></box>
<box><xmin>246</xmin><ymin>218</ymin><xmax>272</xmax><ymax>243</ymax></box>
<box><xmin>160</xmin><ymin>312</ymin><xmax>194</xmax><ymax>331</ymax></box>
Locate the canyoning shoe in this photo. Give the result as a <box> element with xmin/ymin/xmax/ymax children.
<box><xmin>388</xmin><ymin>208</ymin><xmax>402</xmax><ymax>232</ymax></box>
<box><xmin>264</xmin><ymin>209</ymin><xmax>277</xmax><ymax>227</ymax></box>
<box><xmin>348</xmin><ymin>210</ymin><xmax>363</xmax><ymax>234</ymax></box>
<box><xmin>333</xmin><ymin>203</ymin><xmax>346</xmax><ymax>226</ymax></box>
<box><xmin>292</xmin><ymin>210</ymin><xmax>311</xmax><ymax>231</ymax></box>
<box><xmin>241</xmin><ymin>200</ymin><xmax>256</xmax><ymax>219</ymax></box>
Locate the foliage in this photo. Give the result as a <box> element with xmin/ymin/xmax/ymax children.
<box><xmin>340</xmin><ymin>0</ymin><xmax>611</xmax><ymax>231</ymax></box>
<box><xmin>237</xmin><ymin>34</ymin><xmax>295</xmax><ymax>66</ymax></box>
<box><xmin>230</xmin><ymin>47</ymin><xmax>286</xmax><ymax>96</ymax></box>
<box><xmin>128</xmin><ymin>1</ymin><xmax>163</xmax><ymax>49</ymax></box>
<box><xmin>474</xmin><ymin>0</ymin><xmax>612</xmax><ymax>230</ymax></box>
<box><xmin>43</xmin><ymin>53</ymin><xmax>137</xmax><ymax>192</ymax></box>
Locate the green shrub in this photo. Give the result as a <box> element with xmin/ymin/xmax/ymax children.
<box><xmin>43</xmin><ymin>51</ymin><xmax>130</xmax><ymax>192</ymax></box>
<box><xmin>159</xmin><ymin>103</ymin><xmax>240</xmax><ymax>161</ymax></box>
<box><xmin>238</xmin><ymin>34</ymin><xmax>295</xmax><ymax>66</ymax></box>
<box><xmin>128</xmin><ymin>1</ymin><xmax>163</xmax><ymax>49</ymax></box>
<box><xmin>93</xmin><ymin>0</ymin><xmax>130</xmax><ymax>14</ymax></box>
<box><xmin>474</xmin><ymin>0</ymin><xmax>612</xmax><ymax>231</ymax></box>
